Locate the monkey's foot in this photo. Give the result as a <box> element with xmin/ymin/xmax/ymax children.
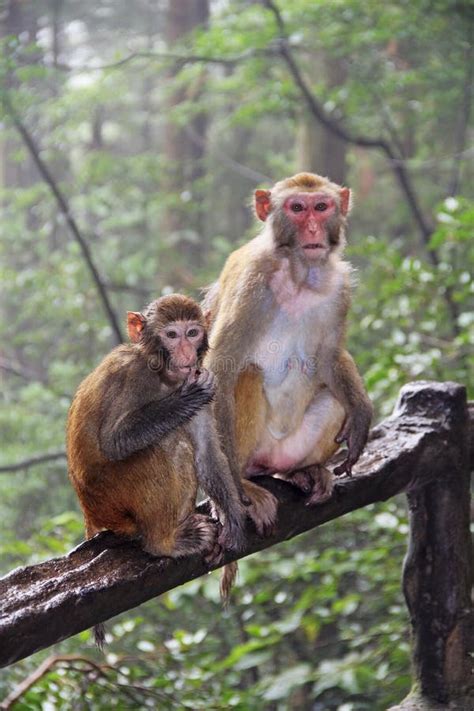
<box><xmin>285</xmin><ymin>465</ymin><xmax>334</xmax><ymax>504</ymax></box>
<box><xmin>285</xmin><ymin>469</ymin><xmax>314</xmax><ymax>495</ymax></box>
<box><xmin>174</xmin><ymin>513</ymin><xmax>219</xmax><ymax>561</ymax></box>
<box><xmin>217</xmin><ymin>516</ymin><xmax>246</xmax><ymax>554</ymax></box>
<box><xmin>204</xmin><ymin>538</ymin><xmax>224</xmax><ymax>566</ymax></box>
<box><xmin>242</xmin><ymin>479</ymin><xmax>278</xmax><ymax>537</ymax></box>
<box><xmin>208</xmin><ymin>504</ymin><xmax>246</xmax><ymax>553</ymax></box>
<box><xmin>305</xmin><ymin>465</ymin><xmax>334</xmax><ymax>505</ymax></box>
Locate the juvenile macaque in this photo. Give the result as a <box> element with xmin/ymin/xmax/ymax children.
<box><xmin>204</xmin><ymin>172</ymin><xmax>373</xmax><ymax>510</ymax></box>
<box><xmin>67</xmin><ymin>294</ymin><xmax>246</xmax><ymax>564</ymax></box>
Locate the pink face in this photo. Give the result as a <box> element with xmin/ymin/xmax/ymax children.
<box><xmin>283</xmin><ymin>192</ymin><xmax>338</xmax><ymax>259</ymax></box>
<box><xmin>159</xmin><ymin>320</ymin><xmax>205</xmax><ymax>381</ymax></box>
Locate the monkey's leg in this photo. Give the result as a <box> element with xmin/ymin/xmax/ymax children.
<box><xmin>234</xmin><ymin>368</ymin><xmax>267</xmax><ymax>473</ymax></box>
<box><xmin>186</xmin><ymin>407</ymin><xmax>248</xmax><ymax>551</ymax></box>
<box><xmin>247</xmin><ymin>388</ymin><xmax>344</xmax><ymax>477</ymax></box>
<box><xmin>173</xmin><ymin>513</ymin><xmax>219</xmax><ymax>562</ymax></box>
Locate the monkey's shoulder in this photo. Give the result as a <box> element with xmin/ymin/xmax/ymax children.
<box><xmin>70</xmin><ymin>345</ymin><xmax>164</xmax><ymax>417</ymax></box>
<box><xmin>223</xmin><ymin>235</ymin><xmax>273</xmax><ymax>272</ymax></box>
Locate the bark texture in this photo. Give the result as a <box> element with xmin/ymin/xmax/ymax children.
<box><xmin>388</xmin><ymin>383</ymin><xmax>473</xmax><ymax>710</ymax></box>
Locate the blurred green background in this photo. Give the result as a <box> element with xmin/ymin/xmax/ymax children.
<box><xmin>0</xmin><ymin>0</ymin><xmax>472</xmax><ymax>708</ymax></box>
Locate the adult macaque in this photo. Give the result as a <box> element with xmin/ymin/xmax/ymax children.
<box><xmin>204</xmin><ymin>172</ymin><xmax>373</xmax><ymax>508</ymax></box>
<box><xmin>67</xmin><ymin>294</ymin><xmax>246</xmax><ymax>564</ymax></box>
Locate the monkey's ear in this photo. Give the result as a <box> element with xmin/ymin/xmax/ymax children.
<box><xmin>127</xmin><ymin>311</ymin><xmax>146</xmax><ymax>343</ymax></box>
<box><xmin>340</xmin><ymin>187</ymin><xmax>352</xmax><ymax>216</ymax></box>
<box><xmin>254</xmin><ymin>189</ymin><xmax>272</xmax><ymax>221</ymax></box>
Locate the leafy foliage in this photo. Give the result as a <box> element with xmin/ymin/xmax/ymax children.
<box><xmin>0</xmin><ymin>0</ymin><xmax>472</xmax><ymax>708</ymax></box>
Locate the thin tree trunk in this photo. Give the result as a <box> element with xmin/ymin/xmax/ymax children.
<box><xmin>296</xmin><ymin>57</ymin><xmax>347</xmax><ymax>184</ymax></box>
<box><xmin>162</xmin><ymin>0</ymin><xmax>210</xmax><ymax>271</ymax></box>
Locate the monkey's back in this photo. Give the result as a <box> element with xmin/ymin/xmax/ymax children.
<box><xmin>67</xmin><ymin>350</ymin><xmax>199</xmax><ymax>552</ymax></box>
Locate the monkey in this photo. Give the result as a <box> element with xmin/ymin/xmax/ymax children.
<box><xmin>204</xmin><ymin>172</ymin><xmax>373</xmax><ymax>514</ymax></box>
<box><xmin>67</xmin><ymin>294</ymin><xmax>247</xmax><ymax>569</ymax></box>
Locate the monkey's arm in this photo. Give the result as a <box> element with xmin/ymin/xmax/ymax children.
<box><xmin>205</xmin><ymin>260</ymin><xmax>271</xmax><ymax>481</ymax></box>
<box><xmin>186</xmin><ymin>408</ymin><xmax>246</xmax><ymax>552</ymax></box>
<box><xmin>321</xmin><ymin>349</ymin><xmax>373</xmax><ymax>475</ymax></box>
<box><xmin>99</xmin><ymin>372</ymin><xmax>215</xmax><ymax>462</ymax></box>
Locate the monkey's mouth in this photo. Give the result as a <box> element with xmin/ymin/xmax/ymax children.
<box><xmin>169</xmin><ymin>364</ymin><xmax>196</xmax><ymax>378</ymax></box>
<box><xmin>303</xmin><ymin>244</ymin><xmax>326</xmax><ymax>250</ymax></box>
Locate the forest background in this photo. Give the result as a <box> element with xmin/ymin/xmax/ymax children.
<box><xmin>0</xmin><ymin>0</ymin><xmax>472</xmax><ymax>708</ymax></box>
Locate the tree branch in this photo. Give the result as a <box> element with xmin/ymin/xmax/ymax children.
<box><xmin>45</xmin><ymin>47</ymin><xmax>281</xmax><ymax>73</ymax></box>
<box><xmin>1</xmin><ymin>93</ymin><xmax>124</xmax><ymax>345</ymax></box>
<box><xmin>0</xmin><ymin>655</ymin><xmax>111</xmax><ymax>710</ymax></box>
<box><xmin>0</xmin><ymin>451</ymin><xmax>66</xmax><ymax>474</ymax></box>
<box><xmin>261</xmin><ymin>0</ymin><xmax>462</xmax><ymax>334</ymax></box>
<box><xmin>104</xmin><ymin>281</ymin><xmax>155</xmax><ymax>298</ymax></box>
<box><xmin>0</xmin><ymin>381</ymin><xmax>469</xmax><ymax>669</ymax></box>
<box><xmin>0</xmin><ymin>356</ymin><xmax>47</xmax><ymax>384</ymax></box>
<box><xmin>448</xmin><ymin>24</ymin><xmax>473</xmax><ymax>197</ymax></box>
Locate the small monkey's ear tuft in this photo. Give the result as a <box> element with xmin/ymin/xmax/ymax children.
<box><xmin>254</xmin><ymin>189</ymin><xmax>272</xmax><ymax>221</ymax></box>
<box><xmin>127</xmin><ymin>311</ymin><xmax>146</xmax><ymax>343</ymax></box>
<box><xmin>340</xmin><ymin>187</ymin><xmax>352</xmax><ymax>216</ymax></box>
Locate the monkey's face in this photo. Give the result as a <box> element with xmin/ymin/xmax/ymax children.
<box><xmin>281</xmin><ymin>192</ymin><xmax>341</xmax><ymax>261</ymax></box>
<box><xmin>158</xmin><ymin>320</ymin><xmax>207</xmax><ymax>382</ymax></box>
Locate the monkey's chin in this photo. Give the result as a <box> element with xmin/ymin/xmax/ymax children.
<box><xmin>301</xmin><ymin>245</ymin><xmax>329</xmax><ymax>261</ymax></box>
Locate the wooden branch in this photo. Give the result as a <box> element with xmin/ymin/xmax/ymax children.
<box><xmin>1</xmin><ymin>94</ymin><xmax>124</xmax><ymax>345</ymax></box>
<box><xmin>0</xmin><ymin>381</ymin><xmax>469</xmax><ymax>670</ymax></box>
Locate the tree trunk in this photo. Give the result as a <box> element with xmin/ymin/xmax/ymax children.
<box><xmin>0</xmin><ymin>0</ymin><xmax>39</xmax><ymax>190</ymax></box>
<box><xmin>296</xmin><ymin>57</ymin><xmax>347</xmax><ymax>184</ymax></box>
<box><xmin>389</xmin><ymin>384</ymin><xmax>473</xmax><ymax>710</ymax></box>
<box><xmin>162</xmin><ymin>0</ymin><xmax>210</xmax><ymax>271</ymax></box>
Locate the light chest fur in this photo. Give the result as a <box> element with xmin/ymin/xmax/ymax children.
<box><xmin>252</xmin><ymin>257</ymin><xmax>347</xmax><ymax>381</ymax></box>
<box><xmin>251</xmin><ymin>257</ymin><xmax>348</xmax><ymax>440</ymax></box>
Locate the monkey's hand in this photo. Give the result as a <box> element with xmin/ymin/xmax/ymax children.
<box><xmin>173</xmin><ymin>367</ymin><xmax>215</xmax><ymax>426</ymax></box>
<box><xmin>334</xmin><ymin>411</ymin><xmax>370</xmax><ymax>477</ymax></box>
<box><xmin>178</xmin><ymin>368</ymin><xmax>216</xmax><ymax>407</ymax></box>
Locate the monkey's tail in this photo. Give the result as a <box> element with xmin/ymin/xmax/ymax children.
<box><xmin>220</xmin><ymin>561</ymin><xmax>238</xmax><ymax>606</ymax></box>
<box><xmin>93</xmin><ymin>623</ymin><xmax>106</xmax><ymax>650</ymax></box>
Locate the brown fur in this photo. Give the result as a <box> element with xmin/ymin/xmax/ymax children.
<box><xmin>67</xmin><ymin>295</ymin><xmax>245</xmax><ymax>565</ymax></box>
<box><xmin>67</xmin><ymin>306</ymin><xmax>211</xmax><ymax>558</ymax></box>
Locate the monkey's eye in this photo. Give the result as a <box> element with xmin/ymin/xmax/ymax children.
<box><xmin>315</xmin><ymin>202</ymin><xmax>328</xmax><ymax>211</ymax></box>
<box><xmin>166</xmin><ymin>330</ymin><xmax>178</xmax><ymax>339</ymax></box>
<box><xmin>291</xmin><ymin>202</ymin><xmax>304</xmax><ymax>213</ymax></box>
<box><xmin>187</xmin><ymin>328</ymin><xmax>199</xmax><ymax>338</ymax></box>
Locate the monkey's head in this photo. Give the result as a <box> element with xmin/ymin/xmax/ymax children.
<box><xmin>254</xmin><ymin>172</ymin><xmax>351</xmax><ymax>262</ymax></box>
<box><xmin>127</xmin><ymin>294</ymin><xmax>208</xmax><ymax>382</ymax></box>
